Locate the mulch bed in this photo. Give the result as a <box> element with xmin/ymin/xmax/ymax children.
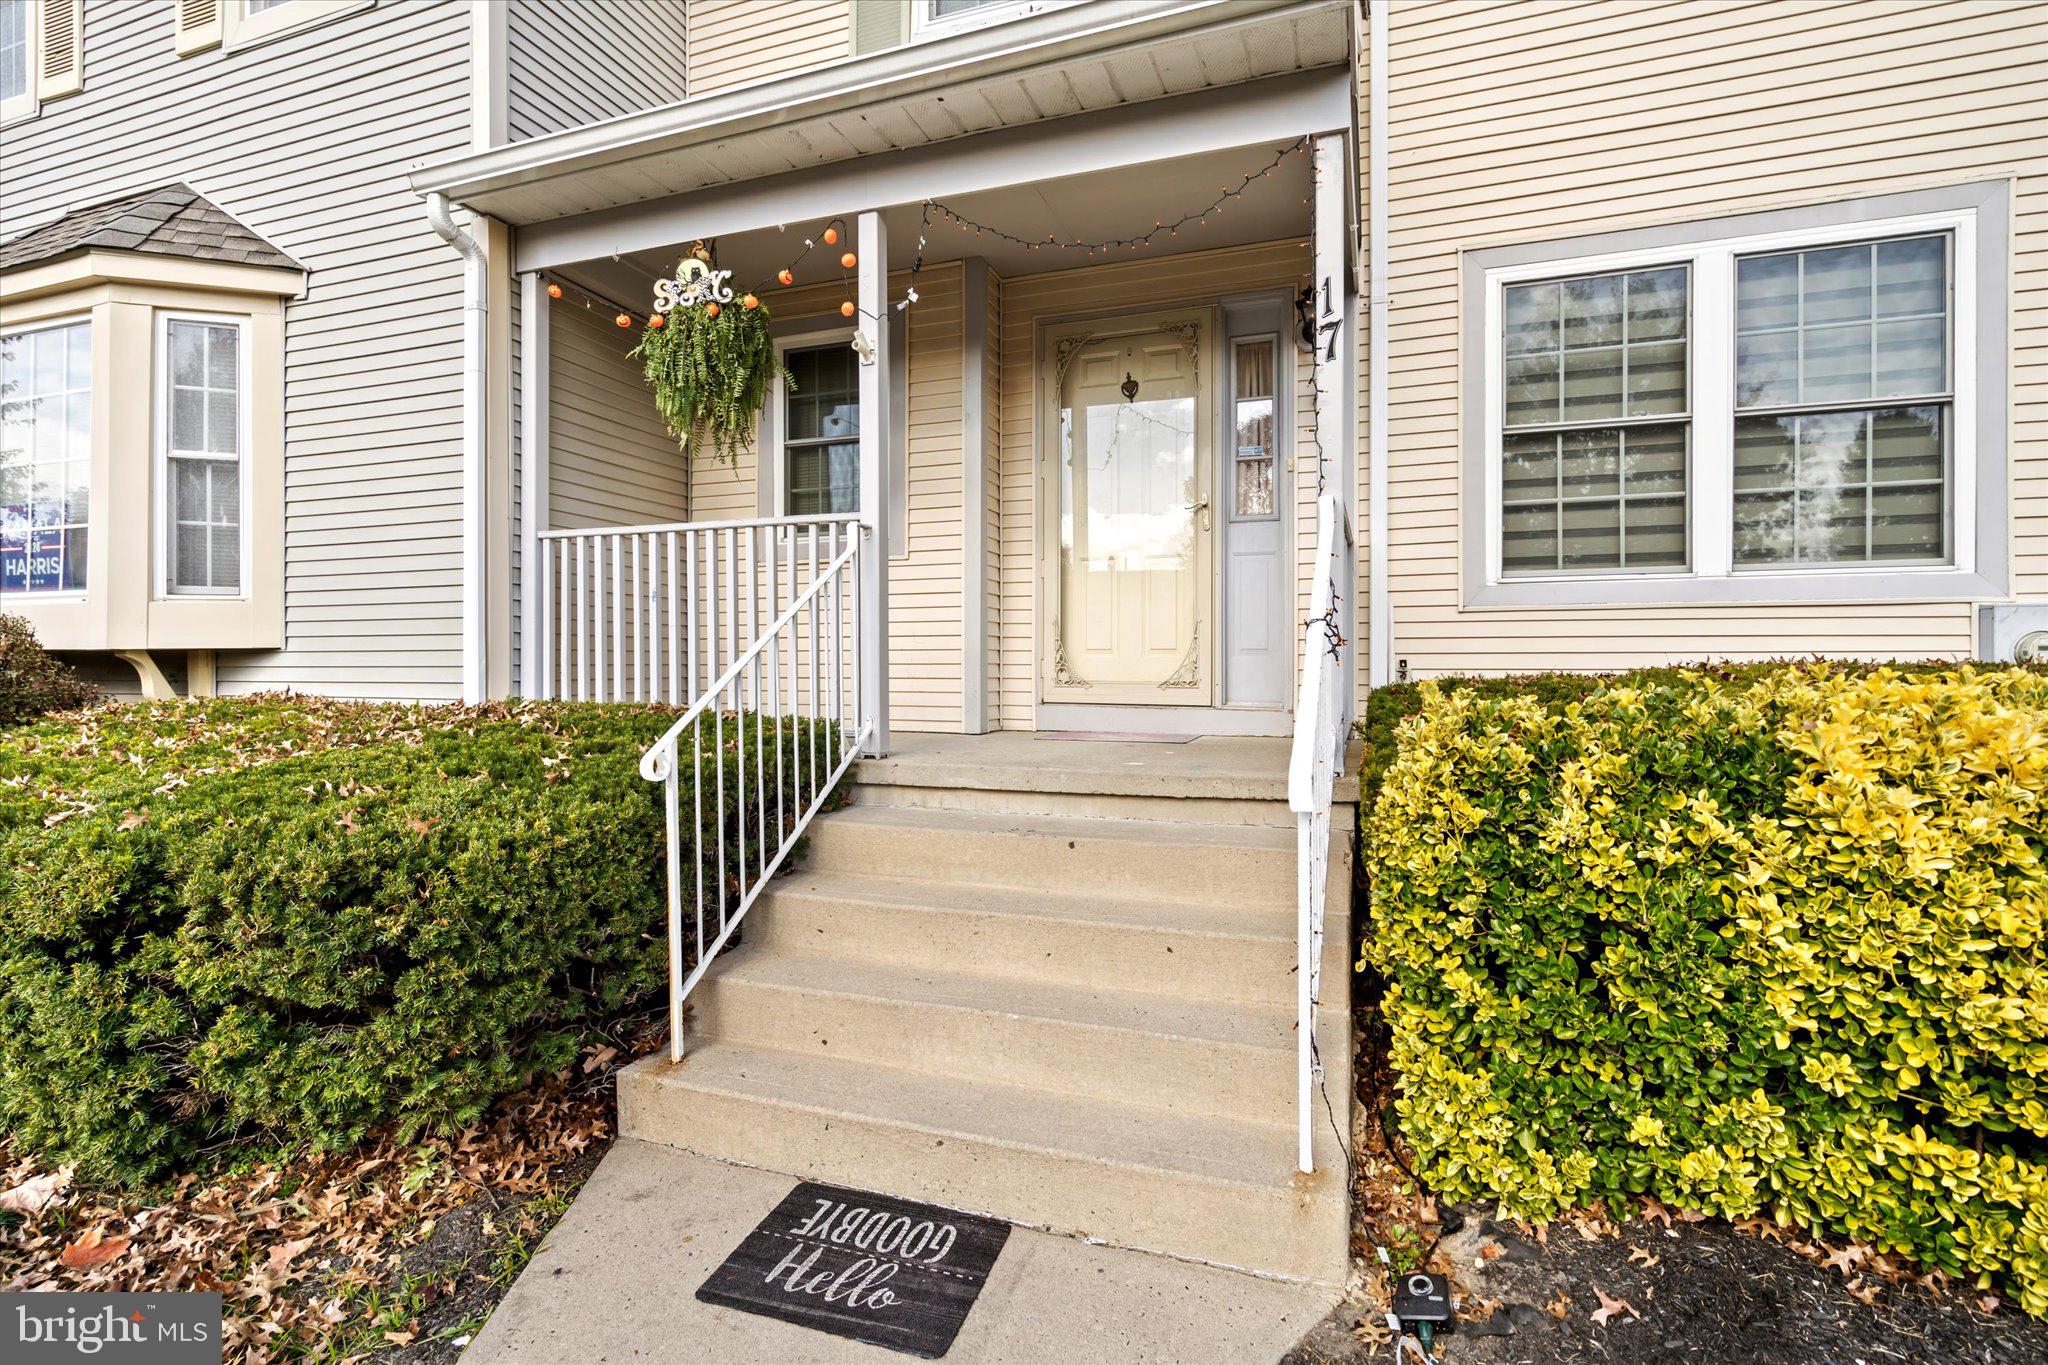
<box><xmin>1285</xmin><ymin>1203</ymin><xmax>2043</xmax><ymax>1365</ymax></box>
<box><xmin>0</xmin><ymin>1015</ymin><xmax>660</xmax><ymax>1363</ymax></box>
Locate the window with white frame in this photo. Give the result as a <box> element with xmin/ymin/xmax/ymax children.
<box><xmin>1731</xmin><ymin>235</ymin><xmax>1949</xmax><ymax>567</ymax></box>
<box><xmin>914</xmin><ymin>0</ymin><xmax>1055</xmax><ymax>39</ymax></box>
<box><xmin>0</xmin><ymin>0</ymin><xmax>32</xmax><ymax>119</ymax></box>
<box><xmin>1500</xmin><ymin>266</ymin><xmax>1689</xmax><ymax>573</ymax></box>
<box><xmin>0</xmin><ymin>321</ymin><xmax>91</xmax><ymax>595</ymax></box>
<box><xmin>783</xmin><ymin>343</ymin><xmax>859</xmax><ymax>516</ymax></box>
<box><xmin>160</xmin><ymin>318</ymin><xmax>245</xmax><ymax>595</ymax></box>
<box><xmin>1467</xmin><ymin>185</ymin><xmax>2000</xmax><ymax>606</ymax></box>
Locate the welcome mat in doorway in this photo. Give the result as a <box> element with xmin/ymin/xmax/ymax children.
<box><xmin>696</xmin><ymin>1181</ymin><xmax>1012</xmax><ymax>1359</ymax></box>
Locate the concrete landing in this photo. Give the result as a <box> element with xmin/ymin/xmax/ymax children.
<box><xmin>461</xmin><ymin>1140</ymin><xmax>1336</xmax><ymax>1365</ymax></box>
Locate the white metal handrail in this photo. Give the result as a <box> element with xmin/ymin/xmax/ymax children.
<box><xmin>636</xmin><ymin>526</ymin><xmax>869</xmax><ymax>1062</ymax></box>
<box><xmin>1287</xmin><ymin>491</ymin><xmax>1354</xmax><ymax>1174</ymax></box>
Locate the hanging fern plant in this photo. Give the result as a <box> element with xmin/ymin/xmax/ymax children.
<box><xmin>632</xmin><ymin>261</ymin><xmax>789</xmax><ymax>464</ymax></box>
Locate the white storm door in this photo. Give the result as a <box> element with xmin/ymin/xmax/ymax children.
<box><xmin>1043</xmin><ymin>310</ymin><xmax>1213</xmax><ymax>704</ymax></box>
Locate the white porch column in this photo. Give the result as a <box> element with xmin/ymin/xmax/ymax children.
<box><xmin>518</xmin><ymin>270</ymin><xmax>551</xmax><ymax>698</ymax></box>
<box><xmin>1311</xmin><ymin>131</ymin><xmax>1358</xmax><ymax>696</ymax></box>
<box><xmin>856</xmin><ymin>209</ymin><xmax>891</xmax><ymax>756</ymax></box>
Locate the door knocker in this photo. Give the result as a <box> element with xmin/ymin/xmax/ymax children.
<box><xmin>1120</xmin><ymin>372</ymin><xmax>1139</xmax><ymax>402</ymax></box>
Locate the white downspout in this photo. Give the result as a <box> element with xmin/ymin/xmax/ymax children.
<box><xmin>426</xmin><ymin>190</ymin><xmax>488</xmax><ymax>704</ymax></box>
<box><xmin>1366</xmin><ymin>0</ymin><xmax>1392</xmax><ymax>688</ymax></box>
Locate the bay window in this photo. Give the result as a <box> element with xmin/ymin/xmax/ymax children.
<box><xmin>0</xmin><ymin>320</ymin><xmax>90</xmax><ymax>595</ymax></box>
<box><xmin>1464</xmin><ymin>183</ymin><xmax>2005</xmax><ymax>608</ymax></box>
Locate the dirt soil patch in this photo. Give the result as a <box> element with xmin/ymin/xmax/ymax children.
<box><xmin>1285</xmin><ymin>1204</ymin><xmax>2042</xmax><ymax>1365</ymax></box>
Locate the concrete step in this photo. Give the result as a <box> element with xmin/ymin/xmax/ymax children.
<box><xmin>748</xmin><ymin>870</ymin><xmax>1297</xmax><ymax>1002</ymax></box>
<box><xmin>617</xmin><ymin>1041</ymin><xmax>1350</xmax><ymax>1285</ymax></box>
<box><xmin>800</xmin><ymin>805</ymin><xmax>1298</xmax><ymax>906</ymax></box>
<box><xmin>692</xmin><ymin>948</ymin><xmax>1294</xmax><ymax>1123</ymax></box>
<box><xmin>851</xmin><ymin>734</ymin><xmax>1359</xmax><ymax>829</ymax></box>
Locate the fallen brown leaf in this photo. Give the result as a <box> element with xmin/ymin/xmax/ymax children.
<box><xmin>1589</xmin><ymin>1288</ymin><xmax>1641</xmax><ymax>1326</ymax></box>
<box><xmin>59</xmin><ymin>1229</ymin><xmax>132</xmax><ymax>1270</ymax></box>
<box><xmin>0</xmin><ymin>1166</ymin><xmax>71</xmax><ymax>1214</ymax></box>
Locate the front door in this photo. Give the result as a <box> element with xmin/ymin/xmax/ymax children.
<box><xmin>1040</xmin><ymin>309</ymin><xmax>1214</xmax><ymax>705</ymax></box>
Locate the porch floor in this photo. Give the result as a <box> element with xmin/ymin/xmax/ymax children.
<box><xmin>859</xmin><ymin>732</ymin><xmax>1359</xmax><ymax>805</ymax></box>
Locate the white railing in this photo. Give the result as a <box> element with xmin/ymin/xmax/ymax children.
<box><xmin>534</xmin><ymin>514</ymin><xmax>862</xmax><ymax>705</ymax></box>
<box><xmin>535</xmin><ymin>515</ymin><xmax>868</xmax><ymax>1063</ymax></box>
<box><xmin>1287</xmin><ymin>492</ymin><xmax>1354</xmax><ymax>1174</ymax></box>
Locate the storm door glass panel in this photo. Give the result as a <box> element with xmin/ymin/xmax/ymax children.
<box><xmin>784</xmin><ymin>344</ymin><xmax>859</xmax><ymax>515</ymax></box>
<box><xmin>0</xmin><ymin>322</ymin><xmax>91</xmax><ymax>596</ymax></box>
<box><xmin>1231</xmin><ymin>337</ymin><xmax>1277</xmax><ymax>518</ymax></box>
<box><xmin>1733</xmin><ymin>234</ymin><xmax>1950</xmax><ymax>566</ymax></box>
<box><xmin>165</xmin><ymin>321</ymin><xmax>243</xmax><ymax>594</ymax></box>
<box><xmin>1057</xmin><ymin>328</ymin><xmax>1203</xmax><ymax>692</ymax></box>
<box><xmin>1500</xmin><ymin>264</ymin><xmax>1689</xmax><ymax>575</ymax></box>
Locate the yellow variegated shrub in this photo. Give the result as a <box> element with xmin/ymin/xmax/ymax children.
<box><xmin>1366</xmin><ymin>665</ymin><xmax>2048</xmax><ymax>1315</ymax></box>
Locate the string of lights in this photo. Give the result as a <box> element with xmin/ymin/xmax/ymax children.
<box><xmin>921</xmin><ymin>137</ymin><xmax>1308</xmax><ymax>258</ymax></box>
<box><xmin>574</xmin><ymin>136</ymin><xmax>1308</xmax><ymax>331</ymax></box>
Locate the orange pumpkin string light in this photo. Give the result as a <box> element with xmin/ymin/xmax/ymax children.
<box><xmin>822</xmin><ymin>226</ymin><xmax>839</xmax><ymax>246</ymax></box>
<box><xmin>777</xmin><ymin>268</ymin><xmax>794</xmax><ymax>286</ymax></box>
<box><xmin>705</xmin><ymin>302</ymin><xmax>721</xmax><ymax>318</ymax></box>
<box><xmin>840</xmin><ymin>301</ymin><xmax>855</xmax><ymax>318</ymax></box>
<box><xmin>614</xmin><ymin>312</ymin><xmax>632</xmax><ymax>328</ymax></box>
<box><xmin>741</xmin><ymin>294</ymin><xmax>760</xmax><ymax>310</ymax></box>
<box><xmin>546</xmin><ymin>282</ymin><xmax>563</xmax><ymax>299</ymax></box>
<box><xmin>840</xmin><ymin>252</ymin><xmax>857</xmax><ymax>269</ymax></box>
<box><xmin>648</xmin><ymin>314</ymin><xmax>665</xmax><ymax>328</ymax></box>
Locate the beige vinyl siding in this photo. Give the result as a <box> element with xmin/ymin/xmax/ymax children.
<box><xmin>506</xmin><ymin>0</ymin><xmax>689</xmax><ymax>142</ymax></box>
<box><xmin>0</xmin><ymin>0</ymin><xmax>474</xmax><ymax>701</ymax></box>
<box><xmin>1384</xmin><ymin>0</ymin><xmax>2043</xmax><ymax>676</ymax></box>
<box><xmin>687</xmin><ymin>0</ymin><xmax>850</xmax><ymax>96</ymax></box>
<box><xmin>991</xmin><ymin>240</ymin><xmax>1315</xmax><ymax>729</ymax></box>
<box><xmin>683</xmin><ymin>265</ymin><xmax>968</xmax><ymax>730</ymax></box>
<box><xmin>547</xmin><ymin>297</ymin><xmax>689</xmax><ymax>529</ymax></box>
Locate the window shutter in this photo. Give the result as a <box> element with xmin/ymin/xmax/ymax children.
<box><xmin>173</xmin><ymin>0</ymin><xmax>223</xmax><ymax>55</ymax></box>
<box><xmin>850</xmin><ymin>0</ymin><xmax>910</xmax><ymax>55</ymax></box>
<box><xmin>35</xmin><ymin>0</ymin><xmax>83</xmax><ymax>98</ymax></box>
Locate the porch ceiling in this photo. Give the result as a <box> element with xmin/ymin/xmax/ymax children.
<box><xmin>569</xmin><ymin>142</ymin><xmax>1315</xmax><ymax>301</ymax></box>
<box><xmin>409</xmin><ymin>0</ymin><xmax>1351</xmax><ymax>230</ymax></box>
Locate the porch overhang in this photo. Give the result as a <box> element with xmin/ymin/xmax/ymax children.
<box><xmin>408</xmin><ymin>0</ymin><xmax>1357</xmax><ymax>272</ymax></box>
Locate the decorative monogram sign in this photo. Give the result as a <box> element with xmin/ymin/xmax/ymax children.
<box><xmin>652</xmin><ymin>256</ymin><xmax>734</xmax><ymax>312</ymax></box>
<box><xmin>695</xmin><ymin>1181</ymin><xmax>1012</xmax><ymax>1358</ymax></box>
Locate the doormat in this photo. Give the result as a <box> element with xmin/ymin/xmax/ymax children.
<box><xmin>696</xmin><ymin>1181</ymin><xmax>1012</xmax><ymax>1359</ymax></box>
<box><xmin>1034</xmin><ymin>730</ymin><xmax>1194</xmax><ymax>744</ymax></box>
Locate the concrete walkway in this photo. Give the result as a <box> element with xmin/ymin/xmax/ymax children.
<box><xmin>461</xmin><ymin>1140</ymin><xmax>1337</xmax><ymax>1365</ymax></box>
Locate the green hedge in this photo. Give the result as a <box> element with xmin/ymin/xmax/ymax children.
<box><xmin>0</xmin><ymin>698</ymin><xmax>836</xmax><ymax>1182</ymax></box>
<box><xmin>0</xmin><ymin>614</ymin><xmax>96</xmax><ymax>727</ymax></box>
<box><xmin>1364</xmin><ymin>664</ymin><xmax>2048</xmax><ymax>1314</ymax></box>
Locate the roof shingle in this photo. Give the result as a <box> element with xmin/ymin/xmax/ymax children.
<box><xmin>0</xmin><ymin>184</ymin><xmax>301</xmax><ymax>272</ymax></box>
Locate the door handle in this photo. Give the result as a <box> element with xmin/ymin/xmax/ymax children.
<box><xmin>1186</xmin><ymin>498</ymin><xmax>1211</xmax><ymax>529</ymax></box>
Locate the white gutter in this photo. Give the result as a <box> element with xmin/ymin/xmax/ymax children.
<box><xmin>426</xmin><ymin>190</ymin><xmax>488</xmax><ymax>704</ymax></box>
<box><xmin>1366</xmin><ymin>0</ymin><xmax>1391</xmax><ymax>688</ymax></box>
